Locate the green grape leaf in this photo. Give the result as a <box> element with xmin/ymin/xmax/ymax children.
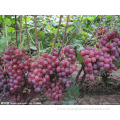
<box><xmin>74</xmin><ymin>21</ymin><xmax>85</xmax><ymax>30</ymax></box>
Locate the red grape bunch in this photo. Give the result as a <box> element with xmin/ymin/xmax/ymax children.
<box><xmin>93</xmin><ymin>27</ymin><xmax>108</xmax><ymax>38</ymax></box>
<box><xmin>80</xmin><ymin>28</ymin><xmax>120</xmax><ymax>82</ymax></box>
<box><xmin>0</xmin><ymin>45</ymin><xmax>77</xmax><ymax>103</ymax></box>
<box><xmin>27</xmin><ymin>46</ymin><xmax>77</xmax><ymax>102</ymax></box>
<box><xmin>0</xmin><ymin>46</ymin><xmax>36</xmax><ymax>103</ymax></box>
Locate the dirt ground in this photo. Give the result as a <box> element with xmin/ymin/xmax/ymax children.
<box><xmin>73</xmin><ymin>68</ymin><xmax>120</xmax><ymax>105</ymax></box>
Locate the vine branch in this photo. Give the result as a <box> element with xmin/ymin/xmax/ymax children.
<box><xmin>34</xmin><ymin>15</ymin><xmax>39</xmax><ymax>52</ymax></box>
<box><xmin>51</xmin><ymin>15</ymin><xmax>62</xmax><ymax>52</ymax></box>
<box><xmin>57</xmin><ymin>15</ymin><xmax>69</xmax><ymax>57</ymax></box>
<box><xmin>19</xmin><ymin>15</ymin><xmax>22</xmax><ymax>45</ymax></box>
<box><xmin>15</xmin><ymin>15</ymin><xmax>18</xmax><ymax>46</ymax></box>
<box><xmin>5</xmin><ymin>16</ymin><xmax>7</xmax><ymax>37</ymax></box>
<box><xmin>79</xmin><ymin>71</ymin><xmax>86</xmax><ymax>87</ymax></box>
<box><xmin>25</xmin><ymin>15</ymin><xmax>31</xmax><ymax>57</ymax></box>
<box><xmin>75</xmin><ymin>63</ymin><xmax>84</xmax><ymax>85</ymax></box>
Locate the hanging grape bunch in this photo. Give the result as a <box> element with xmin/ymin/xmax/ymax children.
<box><xmin>27</xmin><ymin>45</ymin><xmax>77</xmax><ymax>103</ymax></box>
<box><xmin>0</xmin><ymin>46</ymin><xmax>37</xmax><ymax>103</ymax></box>
<box><xmin>80</xmin><ymin>28</ymin><xmax>120</xmax><ymax>81</ymax></box>
<box><xmin>0</xmin><ymin>45</ymin><xmax>77</xmax><ymax>103</ymax></box>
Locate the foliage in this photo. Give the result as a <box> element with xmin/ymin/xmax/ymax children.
<box><xmin>1</xmin><ymin>15</ymin><xmax>120</xmax><ymax>55</ymax></box>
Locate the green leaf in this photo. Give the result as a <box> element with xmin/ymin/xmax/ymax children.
<box><xmin>77</xmin><ymin>45</ymin><xmax>84</xmax><ymax>52</ymax></box>
<box><xmin>49</xmin><ymin>42</ymin><xmax>61</xmax><ymax>48</ymax></box>
<box><xmin>0</xmin><ymin>36</ymin><xmax>11</xmax><ymax>44</ymax></box>
<box><xmin>40</xmin><ymin>47</ymin><xmax>51</xmax><ymax>53</ymax></box>
<box><xmin>87</xmin><ymin>15</ymin><xmax>96</xmax><ymax>21</ymax></box>
<box><xmin>47</xmin><ymin>25</ymin><xmax>57</xmax><ymax>34</ymax></box>
<box><xmin>69</xmin><ymin>39</ymin><xmax>83</xmax><ymax>47</ymax></box>
<box><xmin>67</xmin><ymin>26</ymin><xmax>74</xmax><ymax>33</ymax></box>
<box><xmin>113</xmin><ymin>56</ymin><xmax>120</xmax><ymax>69</ymax></box>
<box><xmin>0</xmin><ymin>47</ymin><xmax>4</xmax><ymax>56</ymax></box>
<box><xmin>26</xmin><ymin>16</ymin><xmax>31</xmax><ymax>22</ymax></box>
<box><xmin>61</xmin><ymin>22</ymin><xmax>66</xmax><ymax>26</ymax></box>
<box><xmin>117</xmin><ymin>28</ymin><xmax>120</xmax><ymax>36</ymax></box>
<box><xmin>67</xmin><ymin>85</ymin><xmax>79</xmax><ymax>98</ymax></box>
<box><xmin>30</xmin><ymin>45</ymin><xmax>37</xmax><ymax>50</ymax></box>
<box><xmin>77</xmin><ymin>53</ymin><xmax>83</xmax><ymax>64</ymax></box>
<box><xmin>38</xmin><ymin>31</ymin><xmax>44</xmax><ymax>36</ymax></box>
<box><xmin>63</xmin><ymin>100</ymin><xmax>78</xmax><ymax>105</ymax></box>
<box><xmin>7</xmin><ymin>27</ymin><xmax>15</xmax><ymax>32</ymax></box>
<box><xmin>74</xmin><ymin>21</ymin><xmax>85</xmax><ymax>30</ymax></box>
<box><xmin>70</xmin><ymin>77</ymin><xmax>76</xmax><ymax>85</ymax></box>
<box><xmin>81</xmin><ymin>30</ymin><xmax>87</xmax><ymax>35</ymax></box>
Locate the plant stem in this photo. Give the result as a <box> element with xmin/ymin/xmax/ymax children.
<box><xmin>34</xmin><ymin>15</ymin><xmax>39</xmax><ymax>52</ymax></box>
<box><xmin>25</xmin><ymin>15</ymin><xmax>31</xmax><ymax>57</ymax></box>
<box><xmin>79</xmin><ymin>71</ymin><xmax>86</xmax><ymax>86</ymax></box>
<box><xmin>75</xmin><ymin>63</ymin><xmax>84</xmax><ymax>84</ymax></box>
<box><xmin>57</xmin><ymin>15</ymin><xmax>69</xmax><ymax>57</ymax></box>
<box><xmin>19</xmin><ymin>15</ymin><xmax>22</xmax><ymax>45</ymax></box>
<box><xmin>15</xmin><ymin>15</ymin><xmax>18</xmax><ymax>46</ymax></box>
<box><xmin>102</xmin><ymin>72</ymin><xmax>109</xmax><ymax>86</ymax></box>
<box><xmin>5</xmin><ymin>16</ymin><xmax>7</xmax><ymax>37</ymax></box>
<box><xmin>51</xmin><ymin>15</ymin><xmax>62</xmax><ymax>52</ymax></box>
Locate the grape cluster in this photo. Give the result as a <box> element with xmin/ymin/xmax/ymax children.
<box><xmin>27</xmin><ymin>46</ymin><xmax>77</xmax><ymax>102</ymax></box>
<box><xmin>93</xmin><ymin>27</ymin><xmax>108</xmax><ymax>38</ymax></box>
<box><xmin>0</xmin><ymin>46</ymin><xmax>36</xmax><ymax>103</ymax></box>
<box><xmin>0</xmin><ymin>45</ymin><xmax>77</xmax><ymax>103</ymax></box>
<box><xmin>80</xmin><ymin>28</ymin><xmax>120</xmax><ymax>81</ymax></box>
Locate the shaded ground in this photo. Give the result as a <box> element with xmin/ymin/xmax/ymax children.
<box><xmin>76</xmin><ymin>75</ymin><xmax>120</xmax><ymax>105</ymax></box>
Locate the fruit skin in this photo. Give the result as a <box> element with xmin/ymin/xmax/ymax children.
<box><xmin>90</xmin><ymin>76</ymin><xmax>95</xmax><ymax>81</ymax></box>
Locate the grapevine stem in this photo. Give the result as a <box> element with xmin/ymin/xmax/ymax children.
<box><xmin>19</xmin><ymin>15</ymin><xmax>22</xmax><ymax>45</ymax></box>
<box><xmin>57</xmin><ymin>15</ymin><xmax>69</xmax><ymax>57</ymax></box>
<box><xmin>5</xmin><ymin>16</ymin><xmax>7</xmax><ymax>37</ymax></box>
<box><xmin>25</xmin><ymin>15</ymin><xmax>31</xmax><ymax>57</ymax></box>
<box><xmin>75</xmin><ymin>63</ymin><xmax>84</xmax><ymax>84</ymax></box>
<box><xmin>34</xmin><ymin>15</ymin><xmax>39</xmax><ymax>52</ymax></box>
<box><xmin>51</xmin><ymin>15</ymin><xmax>62</xmax><ymax>52</ymax></box>
<box><xmin>79</xmin><ymin>71</ymin><xmax>86</xmax><ymax>86</ymax></box>
<box><xmin>15</xmin><ymin>15</ymin><xmax>18</xmax><ymax>46</ymax></box>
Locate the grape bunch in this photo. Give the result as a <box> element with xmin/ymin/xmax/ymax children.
<box><xmin>80</xmin><ymin>28</ymin><xmax>120</xmax><ymax>81</ymax></box>
<box><xmin>0</xmin><ymin>45</ymin><xmax>77</xmax><ymax>103</ymax></box>
<box><xmin>93</xmin><ymin>27</ymin><xmax>108</xmax><ymax>38</ymax></box>
<box><xmin>0</xmin><ymin>46</ymin><xmax>36</xmax><ymax>103</ymax></box>
<box><xmin>27</xmin><ymin>46</ymin><xmax>77</xmax><ymax>102</ymax></box>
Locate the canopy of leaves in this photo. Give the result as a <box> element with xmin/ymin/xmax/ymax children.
<box><xmin>0</xmin><ymin>15</ymin><xmax>120</xmax><ymax>57</ymax></box>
